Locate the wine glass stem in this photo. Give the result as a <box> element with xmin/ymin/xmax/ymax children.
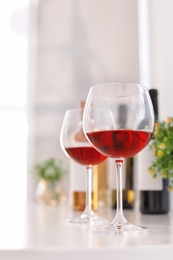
<box><xmin>85</xmin><ymin>165</ymin><xmax>92</xmax><ymax>212</ymax></box>
<box><xmin>115</xmin><ymin>160</ymin><xmax>124</xmax><ymax>218</ymax></box>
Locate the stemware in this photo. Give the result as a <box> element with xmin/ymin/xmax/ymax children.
<box><xmin>83</xmin><ymin>82</ymin><xmax>154</xmax><ymax>234</ymax></box>
<box><xmin>60</xmin><ymin>108</ymin><xmax>108</xmax><ymax>223</ymax></box>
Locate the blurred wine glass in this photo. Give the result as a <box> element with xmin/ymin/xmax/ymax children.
<box><xmin>60</xmin><ymin>108</ymin><xmax>108</xmax><ymax>223</ymax></box>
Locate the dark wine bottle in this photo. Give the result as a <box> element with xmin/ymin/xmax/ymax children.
<box><xmin>139</xmin><ymin>89</ymin><xmax>170</xmax><ymax>214</ymax></box>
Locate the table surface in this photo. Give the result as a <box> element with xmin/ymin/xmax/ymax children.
<box><xmin>1</xmin><ymin>203</ymin><xmax>173</xmax><ymax>260</ymax></box>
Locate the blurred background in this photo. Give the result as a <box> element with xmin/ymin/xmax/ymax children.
<box><xmin>0</xmin><ymin>0</ymin><xmax>173</xmax><ymax>209</ymax></box>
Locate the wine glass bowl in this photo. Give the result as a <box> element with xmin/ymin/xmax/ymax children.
<box><xmin>60</xmin><ymin>108</ymin><xmax>108</xmax><ymax>224</ymax></box>
<box><xmin>83</xmin><ymin>82</ymin><xmax>154</xmax><ymax>234</ymax></box>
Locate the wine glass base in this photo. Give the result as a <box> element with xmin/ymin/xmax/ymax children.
<box><xmin>66</xmin><ymin>210</ymin><xmax>109</xmax><ymax>224</ymax></box>
<box><xmin>92</xmin><ymin>221</ymin><xmax>149</xmax><ymax>235</ymax></box>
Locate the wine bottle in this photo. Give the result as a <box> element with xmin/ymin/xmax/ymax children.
<box><xmin>69</xmin><ymin>101</ymin><xmax>98</xmax><ymax>211</ymax></box>
<box><xmin>109</xmin><ymin>104</ymin><xmax>135</xmax><ymax>209</ymax></box>
<box><xmin>138</xmin><ymin>89</ymin><xmax>170</xmax><ymax>214</ymax></box>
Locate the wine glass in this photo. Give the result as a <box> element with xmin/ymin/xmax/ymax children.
<box><xmin>60</xmin><ymin>108</ymin><xmax>108</xmax><ymax>223</ymax></box>
<box><xmin>83</xmin><ymin>82</ymin><xmax>154</xmax><ymax>234</ymax></box>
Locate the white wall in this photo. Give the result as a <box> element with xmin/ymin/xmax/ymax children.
<box><xmin>33</xmin><ymin>0</ymin><xmax>139</xmax><ymax>163</ymax></box>
<box><xmin>0</xmin><ymin>0</ymin><xmax>29</xmax><ymax>207</ymax></box>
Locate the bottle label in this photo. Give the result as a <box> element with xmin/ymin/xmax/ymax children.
<box><xmin>136</xmin><ymin>145</ymin><xmax>162</xmax><ymax>190</ymax></box>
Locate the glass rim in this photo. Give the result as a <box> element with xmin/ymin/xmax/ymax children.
<box><xmin>90</xmin><ymin>82</ymin><xmax>149</xmax><ymax>97</ymax></box>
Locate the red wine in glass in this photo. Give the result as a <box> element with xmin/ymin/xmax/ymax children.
<box><xmin>87</xmin><ymin>130</ymin><xmax>153</xmax><ymax>159</ymax></box>
<box><xmin>65</xmin><ymin>146</ymin><xmax>107</xmax><ymax>166</ymax></box>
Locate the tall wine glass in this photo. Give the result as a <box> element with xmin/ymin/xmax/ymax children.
<box><xmin>60</xmin><ymin>108</ymin><xmax>108</xmax><ymax>223</ymax></box>
<box><xmin>83</xmin><ymin>82</ymin><xmax>154</xmax><ymax>234</ymax></box>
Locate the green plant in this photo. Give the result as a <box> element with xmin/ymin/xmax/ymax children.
<box><xmin>149</xmin><ymin>117</ymin><xmax>173</xmax><ymax>191</ymax></box>
<box><xmin>33</xmin><ymin>157</ymin><xmax>68</xmax><ymax>182</ymax></box>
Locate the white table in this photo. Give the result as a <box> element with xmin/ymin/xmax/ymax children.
<box><xmin>0</xmin><ymin>203</ymin><xmax>173</xmax><ymax>260</ymax></box>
